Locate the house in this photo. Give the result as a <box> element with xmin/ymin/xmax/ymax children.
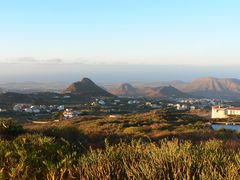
<box><xmin>176</xmin><ymin>104</ymin><xmax>188</xmax><ymax>111</ymax></box>
<box><xmin>57</xmin><ymin>105</ymin><xmax>65</xmax><ymax>111</ymax></box>
<box><xmin>98</xmin><ymin>100</ymin><xmax>106</xmax><ymax>105</ymax></box>
<box><xmin>128</xmin><ymin>100</ymin><xmax>139</xmax><ymax>105</ymax></box>
<box><xmin>91</xmin><ymin>102</ymin><xmax>98</xmax><ymax>106</ymax></box>
<box><xmin>128</xmin><ymin>100</ymin><xmax>133</xmax><ymax>105</ymax></box>
<box><xmin>145</xmin><ymin>102</ymin><xmax>161</xmax><ymax>109</ymax></box>
<box><xmin>63</xmin><ymin>109</ymin><xmax>74</xmax><ymax>118</ymax></box>
<box><xmin>227</xmin><ymin>107</ymin><xmax>240</xmax><ymax>116</ymax></box>
<box><xmin>63</xmin><ymin>109</ymin><xmax>81</xmax><ymax>119</ymax></box>
<box><xmin>30</xmin><ymin>106</ymin><xmax>41</xmax><ymax>113</ymax></box>
<box><xmin>63</xmin><ymin>95</ymin><xmax>71</xmax><ymax>99</ymax></box>
<box><xmin>145</xmin><ymin>102</ymin><xmax>152</xmax><ymax>106</ymax></box>
<box><xmin>190</xmin><ymin>106</ymin><xmax>196</xmax><ymax>111</ymax></box>
<box><xmin>212</xmin><ymin>106</ymin><xmax>240</xmax><ymax>119</ymax></box>
<box><xmin>13</xmin><ymin>104</ymin><xmax>26</xmax><ymax>112</ymax></box>
<box><xmin>24</xmin><ymin>108</ymin><xmax>33</xmax><ymax>113</ymax></box>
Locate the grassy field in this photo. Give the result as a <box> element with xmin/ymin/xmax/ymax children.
<box><xmin>1</xmin><ymin>109</ymin><xmax>240</xmax><ymax>179</ymax></box>
<box><xmin>24</xmin><ymin>109</ymin><xmax>240</xmax><ymax>147</ymax></box>
<box><xmin>1</xmin><ymin>134</ymin><xmax>240</xmax><ymax>179</ymax></box>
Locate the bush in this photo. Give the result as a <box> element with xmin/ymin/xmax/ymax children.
<box><xmin>0</xmin><ymin>134</ymin><xmax>79</xmax><ymax>179</ymax></box>
<box><xmin>0</xmin><ymin>135</ymin><xmax>240</xmax><ymax>179</ymax></box>
<box><xmin>0</xmin><ymin>118</ymin><xmax>24</xmax><ymax>137</ymax></box>
<box><xmin>77</xmin><ymin>139</ymin><xmax>240</xmax><ymax>179</ymax></box>
<box><xmin>123</xmin><ymin>127</ymin><xmax>144</xmax><ymax>135</ymax></box>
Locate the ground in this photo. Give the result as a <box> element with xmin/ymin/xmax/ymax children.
<box><xmin>23</xmin><ymin>109</ymin><xmax>240</xmax><ymax>149</ymax></box>
<box><xmin>1</xmin><ymin>109</ymin><xmax>240</xmax><ymax>179</ymax></box>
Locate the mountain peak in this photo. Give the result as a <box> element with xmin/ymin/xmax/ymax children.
<box><xmin>110</xmin><ymin>83</ymin><xmax>188</xmax><ymax>98</ymax></box>
<box><xmin>146</xmin><ymin>85</ymin><xmax>189</xmax><ymax>98</ymax></box>
<box><xmin>110</xmin><ymin>83</ymin><xmax>139</xmax><ymax>96</ymax></box>
<box><xmin>178</xmin><ymin>77</ymin><xmax>240</xmax><ymax>99</ymax></box>
<box><xmin>81</xmin><ymin>77</ymin><xmax>94</xmax><ymax>84</ymax></box>
<box><xmin>62</xmin><ymin>78</ymin><xmax>114</xmax><ymax>97</ymax></box>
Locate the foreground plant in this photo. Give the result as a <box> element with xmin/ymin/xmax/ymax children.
<box><xmin>0</xmin><ymin>134</ymin><xmax>239</xmax><ymax>179</ymax></box>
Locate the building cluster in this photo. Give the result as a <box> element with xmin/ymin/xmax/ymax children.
<box><xmin>212</xmin><ymin>106</ymin><xmax>240</xmax><ymax>119</ymax></box>
<box><xmin>6</xmin><ymin>97</ymin><xmax>234</xmax><ymax>121</ymax></box>
<box><xmin>0</xmin><ymin>108</ymin><xmax>7</xmax><ymax>112</ymax></box>
<box><xmin>13</xmin><ymin>104</ymin><xmax>65</xmax><ymax>114</ymax></box>
<box><xmin>87</xmin><ymin>97</ymin><xmax>223</xmax><ymax>114</ymax></box>
<box><xmin>145</xmin><ymin>102</ymin><xmax>162</xmax><ymax>109</ymax></box>
<box><xmin>176</xmin><ymin>98</ymin><xmax>222</xmax><ymax>108</ymax></box>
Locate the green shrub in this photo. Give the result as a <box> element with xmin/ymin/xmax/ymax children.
<box><xmin>77</xmin><ymin>139</ymin><xmax>240</xmax><ymax>179</ymax></box>
<box><xmin>0</xmin><ymin>134</ymin><xmax>79</xmax><ymax>179</ymax></box>
<box><xmin>123</xmin><ymin>127</ymin><xmax>144</xmax><ymax>135</ymax></box>
<box><xmin>0</xmin><ymin>118</ymin><xmax>24</xmax><ymax>137</ymax></box>
<box><xmin>0</xmin><ymin>135</ymin><xmax>239</xmax><ymax>179</ymax></box>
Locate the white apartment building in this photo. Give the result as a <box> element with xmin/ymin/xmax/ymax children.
<box><xmin>212</xmin><ymin>106</ymin><xmax>240</xmax><ymax>119</ymax></box>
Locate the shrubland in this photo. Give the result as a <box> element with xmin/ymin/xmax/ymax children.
<box><xmin>0</xmin><ymin>110</ymin><xmax>240</xmax><ymax>179</ymax></box>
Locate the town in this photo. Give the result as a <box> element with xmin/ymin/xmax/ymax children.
<box><xmin>0</xmin><ymin>95</ymin><xmax>234</xmax><ymax>122</ymax></box>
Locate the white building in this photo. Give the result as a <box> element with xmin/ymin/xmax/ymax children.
<box><xmin>63</xmin><ymin>95</ymin><xmax>71</xmax><ymax>99</ymax></box>
<box><xmin>30</xmin><ymin>106</ymin><xmax>41</xmax><ymax>113</ymax></box>
<box><xmin>63</xmin><ymin>109</ymin><xmax>74</xmax><ymax>118</ymax></box>
<box><xmin>212</xmin><ymin>106</ymin><xmax>240</xmax><ymax>119</ymax></box>
<box><xmin>24</xmin><ymin>108</ymin><xmax>33</xmax><ymax>113</ymax></box>
<box><xmin>63</xmin><ymin>109</ymin><xmax>81</xmax><ymax>119</ymax></box>
<box><xmin>227</xmin><ymin>107</ymin><xmax>240</xmax><ymax>116</ymax></box>
<box><xmin>57</xmin><ymin>105</ymin><xmax>65</xmax><ymax>111</ymax></box>
<box><xmin>176</xmin><ymin>104</ymin><xmax>188</xmax><ymax>111</ymax></box>
<box><xmin>190</xmin><ymin>106</ymin><xmax>196</xmax><ymax>111</ymax></box>
<box><xmin>13</xmin><ymin>104</ymin><xmax>25</xmax><ymax>112</ymax></box>
<box><xmin>128</xmin><ymin>100</ymin><xmax>133</xmax><ymax>105</ymax></box>
<box><xmin>98</xmin><ymin>100</ymin><xmax>106</xmax><ymax>105</ymax></box>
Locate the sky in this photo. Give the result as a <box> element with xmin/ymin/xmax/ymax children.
<box><xmin>0</xmin><ymin>0</ymin><xmax>240</xmax><ymax>82</ymax></box>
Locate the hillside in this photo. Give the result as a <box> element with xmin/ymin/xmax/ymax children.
<box><xmin>140</xmin><ymin>86</ymin><xmax>189</xmax><ymax>98</ymax></box>
<box><xmin>176</xmin><ymin>77</ymin><xmax>240</xmax><ymax>99</ymax></box>
<box><xmin>110</xmin><ymin>83</ymin><xmax>189</xmax><ymax>98</ymax></box>
<box><xmin>110</xmin><ymin>83</ymin><xmax>140</xmax><ymax>96</ymax></box>
<box><xmin>109</xmin><ymin>77</ymin><xmax>240</xmax><ymax>99</ymax></box>
<box><xmin>63</xmin><ymin>78</ymin><xmax>114</xmax><ymax>97</ymax></box>
<box><xmin>2</xmin><ymin>109</ymin><xmax>240</xmax><ymax>179</ymax></box>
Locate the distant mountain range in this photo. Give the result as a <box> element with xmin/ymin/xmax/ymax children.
<box><xmin>2</xmin><ymin>77</ymin><xmax>240</xmax><ymax>100</ymax></box>
<box><xmin>109</xmin><ymin>83</ymin><xmax>189</xmax><ymax>98</ymax></box>
<box><xmin>174</xmin><ymin>77</ymin><xmax>240</xmax><ymax>99</ymax></box>
<box><xmin>62</xmin><ymin>78</ymin><xmax>114</xmax><ymax>97</ymax></box>
<box><xmin>139</xmin><ymin>86</ymin><xmax>189</xmax><ymax>98</ymax></box>
<box><xmin>109</xmin><ymin>77</ymin><xmax>240</xmax><ymax>100</ymax></box>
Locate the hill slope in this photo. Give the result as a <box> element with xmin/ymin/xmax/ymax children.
<box><xmin>63</xmin><ymin>78</ymin><xmax>114</xmax><ymax>97</ymax></box>
<box><xmin>110</xmin><ymin>83</ymin><xmax>189</xmax><ymax>98</ymax></box>
<box><xmin>176</xmin><ymin>77</ymin><xmax>240</xmax><ymax>99</ymax></box>
<box><xmin>110</xmin><ymin>83</ymin><xmax>140</xmax><ymax>96</ymax></box>
<box><xmin>140</xmin><ymin>86</ymin><xmax>189</xmax><ymax>98</ymax></box>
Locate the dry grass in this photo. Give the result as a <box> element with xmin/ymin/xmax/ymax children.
<box><xmin>23</xmin><ymin>109</ymin><xmax>240</xmax><ymax>147</ymax></box>
<box><xmin>1</xmin><ymin>135</ymin><xmax>240</xmax><ymax>179</ymax></box>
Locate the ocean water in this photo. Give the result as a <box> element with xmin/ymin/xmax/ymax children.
<box><xmin>211</xmin><ymin>124</ymin><xmax>240</xmax><ymax>131</ymax></box>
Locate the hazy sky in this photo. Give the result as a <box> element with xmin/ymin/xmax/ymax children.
<box><xmin>0</xmin><ymin>1</ymin><xmax>240</xmax><ymax>82</ymax></box>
